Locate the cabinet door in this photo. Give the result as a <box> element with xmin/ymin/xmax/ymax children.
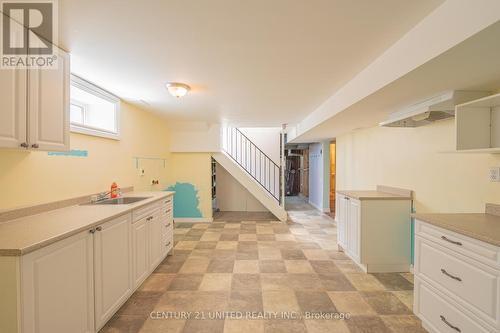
<box><xmin>148</xmin><ymin>214</ymin><xmax>164</xmax><ymax>272</ymax></box>
<box><xmin>28</xmin><ymin>46</ymin><xmax>70</xmax><ymax>151</ymax></box>
<box><xmin>94</xmin><ymin>214</ymin><xmax>132</xmax><ymax>330</ymax></box>
<box><xmin>132</xmin><ymin>217</ymin><xmax>149</xmax><ymax>288</ymax></box>
<box><xmin>348</xmin><ymin>199</ymin><xmax>361</xmax><ymax>260</ymax></box>
<box><xmin>336</xmin><ymin>195</ymin><xmax>347</xmax><ymax>247</ymax></box>
<box><xmin>0</xmin><ymin>13</ymin><xmax>27</xmax><ymax>149</ymax></box>
<box><xmin>21</xmin><ymin>229</ymin><xmax>94</xmax><ymax>333</ymax></box>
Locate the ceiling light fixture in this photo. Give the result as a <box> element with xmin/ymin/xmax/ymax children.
<box><xmin>166</xmin><ymin>82</ymin><xmax>190</xmax><ymax>98</ymax></box>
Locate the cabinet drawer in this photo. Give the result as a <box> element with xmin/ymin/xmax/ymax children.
<box><xmin>160</xmin><ymin>196</ymin><xmax>173</xmax><ymax>208</ymax></box>
<box><xmin>133</xmin><ymin>203</ymin><xmax>160</xmax><ymax>222</ymax></box>
<box><xmin>415</xmin><ymin>236</ymin><xmax>500</xmax><ymax>327</ymax></box>
<box><xmin>415</xmin><ymin>279</ymin><xmax>494</xmax><ymax>333</ymax></box>
<box><xmin>415</xmin><ymin>220</ymin><xmax>499</xmax><ymax>267</ymax></box>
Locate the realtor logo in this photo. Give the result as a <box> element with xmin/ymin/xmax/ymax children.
<box><xmin>1</xmin><ymin>0</ymin><xmax>58</xmax><ymax>68</ymax></box>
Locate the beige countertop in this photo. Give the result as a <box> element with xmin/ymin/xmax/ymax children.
<box><xmin>0</xmin><ymin>191</ymin><xmax>174</xmax><ymax>256</ymax></box>
<box><xmin>414</xmin><ymin>213</ymin><xmax>500</xmax><ymax>247</ymax></box>
<box><xmin>337</xmin><ymin>190</ymin><xmax>412</xmax><ymax>200</ymax></box>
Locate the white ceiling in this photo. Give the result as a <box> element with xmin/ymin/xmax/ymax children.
<box><xmin>59</xmin><ymin>0</ymin><xmax>443</xmax><ymax>125</ymax></box>
<box><xmin>291</xmin><ymin>21</ymin><xmax>500</xmax><ymax>143</ymax></box>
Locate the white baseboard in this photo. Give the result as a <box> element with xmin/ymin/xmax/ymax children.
<box><xmin>174</xmin><ymin>217</ymin><xmax>213</xmax><ymax>223</ymax></box>
<box><xmin>308</xmin><ymin>200</ymin><xmax>330</xmax><ymax>213</ymax></box>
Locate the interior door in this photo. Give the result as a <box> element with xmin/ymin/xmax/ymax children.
<box><xmin>28</xmin><ymin>46</ymin><xmax>70</xmax><ymax>151</ymax></box>
<box><xmin>0</xmin><ymin>13</ymin><xmax>27</xmax><ymax>149</ymax></box>
<box><xmin>93</xmin><ymin>215</ymin><xmax>132</xmax><ymax>330</ymax></box>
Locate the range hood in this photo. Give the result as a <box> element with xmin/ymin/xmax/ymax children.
<box><xmin>380</xmin><ymin>91</ymin><xmax>490</xmax><ymax>127</ymax></box>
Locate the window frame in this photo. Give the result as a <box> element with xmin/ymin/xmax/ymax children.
<box><xmin>70</xmin><ymin>74</ymin><xmax>121</xmax><ymax>140</ymax></box>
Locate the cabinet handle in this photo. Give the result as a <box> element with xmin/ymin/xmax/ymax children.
<box><xmin>89</xmin><ymin>228</ymin><xmax>96</xmax><ymax>234</ymax></box>
<box><xmin>440</xmin><ymin>315</ymin><xmax>461</xmax><ymax>332</ymax></box>
<box><xmin>166</xmin><ymin>223</ymin><xmax>171</xmax><ymax>228</ymax></box>
<box><xmin>20</xmin><ymin>142</ymin><xmax>29</xmax><ymax>148</ymax></box>
<box><xmin>31</xmin><ymin>143</ymin><xmax>39</xmax><ymax>149</ymax></box>
<box><xmin>96</xmin><ymin>226</ymin><xmax>102</xmax><ymax>232</ymax></box>
<box><xmin>166</xmin><ymin>241</ymin><xmax>171</xmax><ymax>247</ymax></box>
<box><xmin>165</xmin><ymin>209</ymin><xmax>171</xmax><ymax>214</ymax></box>
<box><xmin>441</xmin><ymin>236</ymin><xmax>462</xmax><ymax>246</ymax></box>
<box><xmin>441</xmin><ymin>268</ymin><xmax>462</xmax><ymax>282</ymax></box>
<box><xmin>146</xmin><ymin>216</ymin><xmax>153</xmax><ymax>221</ymax></box>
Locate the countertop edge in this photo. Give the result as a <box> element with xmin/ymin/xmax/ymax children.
<box><xmin>0</xmin><ymin>192</ymin><xmax>175</xmax><ymax>257</ymax></box>
<box><xmin>336</xmin><ymin>190</ymin><xmax>412</xmax><ymax>200</ymax></box>
<box><xmin>414</xmin><ymin>214</ymin><xmax>500</xmax><ymax>247</ymax></box>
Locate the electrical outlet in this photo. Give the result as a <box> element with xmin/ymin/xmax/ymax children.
<box><xmin>489</xmin><ymin>167</ymin><xmax>500</xmax><ymax>182</ymax></box>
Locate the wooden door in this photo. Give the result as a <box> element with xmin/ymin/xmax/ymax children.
<box><xmin>28</xmin><ymin>46</ymin><xmax>70</xmax><ymax>151</ymax></box>
<box><xmin>0</xmin><ymin>14</ymin><xmax>27</xmax><ymax>149</ymax></box>
<box><xmin>330</xmin><ymin>143</ymin><xmax>336</xmax><ymax>213</ymax></box>
<box><xmin>94</xmin><ymin>214</ymin><xmax>132</xmax><ymax>330</ymax></box>
<box><xmin>302</xmin><ymin>149</ymin><xmax>309</xmax><ymax>197</ymax></box>
<box><xmin>21</xmin><ymin>229</ymin><xmax>95</xmax><ymax>333</ymax></box>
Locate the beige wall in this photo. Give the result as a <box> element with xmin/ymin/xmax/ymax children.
<box><xmin>0</xmin><ymin>102</ymin><xmax>171</xmax><ymax>210</ymax></box>
<box><xmin>166</xmin><ymin>153</ymin><xmax>213</xmax><ymax>219</ymax></box>
<box><xmin>336</xmin><ymin>119</ymin><xmax>500</xmax><ymax>213</ymax></box>
<box><xmin>215</xmin><ymin>162</ymin><xmax>268</xmax><ymax>212</ymax></box>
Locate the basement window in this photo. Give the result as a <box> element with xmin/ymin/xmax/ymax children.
<box><xmin>70</xmin><ymin>75</ymin><xmax>121</xmax><ymax>140</ymax></box>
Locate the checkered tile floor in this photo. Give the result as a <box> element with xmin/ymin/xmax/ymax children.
<box><xmin>100</xmin><ymin>205</ymin><xmax>425</xmax><ymax>333</ymax></box>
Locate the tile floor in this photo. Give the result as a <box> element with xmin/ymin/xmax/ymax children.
<box><xmin>100</xmin><ymin>198</ymin><xmax>425</xmax><ymax>333</ymax></box>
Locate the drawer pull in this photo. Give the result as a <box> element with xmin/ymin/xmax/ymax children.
<box><xmin>146</xmin><ymin>216</ymin><xmax>153</xmax><ymax>221</ymax></box>
<box><xmin>440</xmin><ymin>315</ymin><xmax>461</xmax><ymax>332</ymax></box>
<box><xmin>166</xmin><ymin>241</ymin><xmax>171</xmax><ymax>247</ymax></box>
<box><xmin>166</xmin><ymin>223</ymin><xmax>171</xmax><ymax>228</ymax></box>
<box><xmin>165</xmin><ymin>209</ymin><xmax>171</xmax><ymax>214</ymax></box>
<box><xmin>441</xmin><ymin>268</ymin><xmax>462</xmax><ymax>282</ymax></box>
<box><xmin>441</xmin><ymin>236</ymin><xmax>462</xmax><ymax>246</ymax></box>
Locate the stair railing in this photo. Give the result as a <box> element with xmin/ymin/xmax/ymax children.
<box><xmin>222</xmin><ymin>127</ymin><xmax>281</xmax><ymax>204</ymax></box>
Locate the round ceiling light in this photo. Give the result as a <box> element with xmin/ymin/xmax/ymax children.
<box><xmin>166</xmin><ymin>82</ymin><xmax>190</xmax><ymax>98</ymax></box>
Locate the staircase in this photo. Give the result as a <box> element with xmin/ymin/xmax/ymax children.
<box><xmin>212</xmin><ymin>127</ymin><xmax>287</xmax><ymax>222</ymax></box>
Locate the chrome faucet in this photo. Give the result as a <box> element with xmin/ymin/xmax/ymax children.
<box><xmin>90</xmin><ymin>188</ymin><xmax>123</xmax><ymax>204</ymax></box>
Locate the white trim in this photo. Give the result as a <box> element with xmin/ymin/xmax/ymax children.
<box><xmin>69</xmin><ymin>74</ymin><xmax>121</xmax><ymax>140</ymax></box>
<box><xmin>174</xmin><ymin>217</ymin><xmax>213</xmax><ymax>223</ymax></box>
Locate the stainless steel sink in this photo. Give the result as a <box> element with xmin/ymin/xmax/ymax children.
<box><xmin>88</xmin><ymin>197</ymin><xmax>151</xmax><ymax>205</ymax></box>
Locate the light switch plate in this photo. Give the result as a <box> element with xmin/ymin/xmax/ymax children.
<box><xmin>489</xmin><ymin>167</ymin><xmax>500</xmax><ymax>182</ymax></box>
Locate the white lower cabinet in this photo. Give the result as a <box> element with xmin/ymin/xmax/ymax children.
<box><xmin>93</xmin><ymin>214</ymin><xmax>132</xmax><ymax>330</ymax></box>
<box><xmin>21</xmin><ymin>229</ymin><xmax>95</xmax><ymax>333</ymax></box>
<box><xmin>414</xmin><ymin>220</ymin><xmax>500</xmax><ymax>333</ymax></box>
<box><xmin>132</xmin><ymin>217</ymin><xmax>149</xmax><ymax>288</ymax></box>
<box><xmin>336</xmin><ymin>192</ymin><xmax>411</xmax><ymax>272</ymax></box>
<box><xmin>149</xmin><ymin>214</ymin><xmax>165</xmax><ymax>272</ymax></box>
<box><xmin>3</xmin><ymin>196</ymin><xmax>174</xmax><ymax>333</ymax></box>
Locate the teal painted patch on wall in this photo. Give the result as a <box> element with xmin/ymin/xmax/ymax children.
<box><xmin>164</xmin><ymin>182</ymin><xmax>202</xmax><ymax>218</ymax></box>
<box><xmin>48</xmin><ymin>150</ymin><xmax>88</xmax><ymax>157</ymax></box>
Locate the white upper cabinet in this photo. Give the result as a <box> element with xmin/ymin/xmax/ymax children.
<box><xmin>456</xmin><ymin>93</ymin><xmax>500</xmax><ymax>153</ymax></box>
<box><xmin>0</xmin><ymin>14</ymin><xmax>27</xmax><ymax>148</ymax></box>
<box><xmin>0</xmin><ymin>14</ymin><xmax>70</xmax><ymax>151</ymax></box>
<box><xmin>28</xmin><ymin>47</ymin><xmax>70</xmax><ymax>151</ymax></box>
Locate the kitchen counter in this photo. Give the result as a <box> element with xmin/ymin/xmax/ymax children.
<box><xmin>414</xmin><ymin>213</ymin><xmax>500</xmax><ymax>247</ymax></box>
<box><xmin>0</xmin><ymin>191</ymin><xmax>174</xmax><ymax>256</ymax></box>
<box><xmin>337</xmin><ymin>190</ymin><xmax>411</xmax><ymax>200</ymax></box>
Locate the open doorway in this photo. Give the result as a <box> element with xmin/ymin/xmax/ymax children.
<box><xmin>329</xmin><ymin>142</ymin><xmax>336</xmax><ymax>217</ymax></box>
